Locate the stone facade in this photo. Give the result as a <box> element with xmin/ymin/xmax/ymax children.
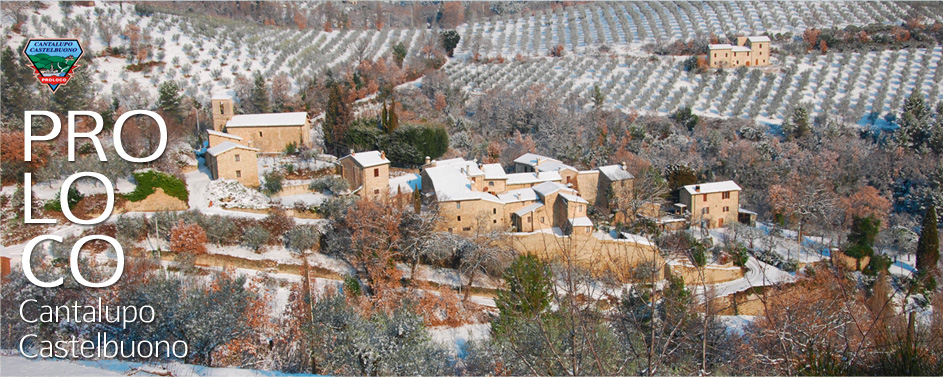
<box><xmin>206</xmin><ymin>142</ymin><xmax>260</xmax><ymax>187</ymax></box>
<box><xmin>339</xmin><ymin>150</ymin><xmax>391</xmax><ymax>201</ymax></box>
<box><xmin>708</xmin><ymin>36</ymin><xmax>771</xmax><ymax>68</ymax></box>
<box><xmin>678</xmin><ymin>181</ymin><xmax>741</xmax><ymax>228</ymax></box>
<box><xmin>211</xmin><ymin>97</ymin><xmax>311</xmax><ymax>153</ymax></box>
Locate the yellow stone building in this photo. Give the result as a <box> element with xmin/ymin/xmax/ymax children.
<box><xmin>678</xmin><ymin>181</ymin><xmax>742</xmax><ymax>228</ymax></box>
<box><xmin>708</xmin><ymin>36</ymin><xmax>771</xmax><ymax>68</ymax></box>
<box><xmin>339</xmin><ymin>150</ymin><xmax>391</xmax><ymax>201</ymax></box>
<box><xmin>210</xmin><ymin>96</ymin><xmax>311</xmax><ymax>153</ymax></box>
<box><xmin>205</xmin><ymin>141</ymin><xmax>260</xmax><ymax>187</ymax></box>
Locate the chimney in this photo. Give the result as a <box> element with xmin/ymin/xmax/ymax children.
<box><xmin>380</xmin><ymin>150</ymin><xmax>386</xmax><ymax>160</ymax></box>
<box><xmin>621</xmin><ymin>162</ymin><xmax>627</xmax><ymax>171</ymax></box>
<box><xmin>695</xmin><ymin>185</ymin><xmax>701</xmax><ymax>192</ymax></box>
<box><xmin>350</xmin><ymin>149</ymin><xmax>355</xmax><ymax>156</ymax></box>
<box><xmin>536</xmin><ymin>157</ymin><xmax>541</xmax><ymax>167</ymax></box>
<box><xmin>425</xmin><ymin>156</ymin><xmax>431</xmax><ymax>165</ymax></box>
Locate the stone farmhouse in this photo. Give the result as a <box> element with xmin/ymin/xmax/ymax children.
<box><xmin>677</xmin><ymin>180</ymin><xmax>742</xmax><ymax>228</ymax></box>
<box><xmin>210</xmin><ymin>96</ymin><xmax>312</xmax><ymax>153</ymax></box>
<box><xmin>708</xmin><ymin>36</ymin><xmax>771</xmax><ymax>68</ymax></box>
<box><xmin>411</xmin><ymin>153</ymin><xmax>639</xmax><ymax>235</ymax></box>
<box><xmin>339</xmin><ymin>150</ymin><xmax>391</xmax><ymax>201</ymax></box>
<box><xmin>205</xmin><ymin>139</ymin><xmax>260</xmax><ymax>187</ymax></box>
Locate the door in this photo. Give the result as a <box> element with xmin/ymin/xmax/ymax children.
<box><xmin>718</xmin><ymin>218</ymin><xmax>724</xmax><ymax>227</ymax></box>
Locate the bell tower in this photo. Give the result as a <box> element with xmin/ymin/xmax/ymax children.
<box><xmin>211</xmin><ymin>96</ymin><xmax>234</xmax><ymax>131</ymax></box>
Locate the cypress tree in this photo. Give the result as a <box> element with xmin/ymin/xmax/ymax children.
<box><xmin>916</xmin><ymin>204</ymin><xmax>939</xmax><ymax>278</ymax></box>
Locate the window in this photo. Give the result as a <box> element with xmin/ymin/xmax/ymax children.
<box><xmin>725</xmin><ymin>53</ymin><xmax>728</xmax><ymax>57</ymax></box>
<box><xmin>527</xmin><ymin>216</ymin><xmax>532</xmax><ymax>222</ymax></box>
<box><xmin>234</xmin><ymin>154</ymin><xmax>240</xmax><ymax>162</ymax></box>
<box><xmin>493</xmin><ymin>219</ymin><xmax>497</xmax><ymax>224</ymax></box>
<box><xmin>456</xmin><ymin>202</ymin><xmax>461</xmax><ymax>209</ymax></box>
<box><xmin>703</xmin><ymin>194</ymin><xmax>708</xmax><ymax>202</ymax></box>
<box><xmin>448</xmin><ymin>228</ymin><xmax>453</xmax><ymax>232</ymax></box>
<box><xmin>457</xmin><ymin>216</ymin><xmax>462</xmax><ymax>221</ymax></box>
<box><xmin>374</xmin><ymin>168</ymin><xmax>379</xmax><ymax>177</ymax></box>
<box><xmin>374</xmin><ymin>189</ymin><xmax>379</xmax><ymax>195</ymax></box>
<box><xmin>713</xmin><ymin>53</ymin><xmax>716</xmax><ymax>58</ymax></box>
<box><xmin>704</xmin><ymin>207</ymin><xmax>710</xmax><ymax>214</ymax></box>
<box><xmin>493</xmin><ymin>208</ymin><xmax>497</xmax><ymax>214</ymax></box>
<box><xmin>722</xmin><ymin>192</ymin><xmax>731</xmax><ymax>199</ymax></box>
<box><xmin>723</xmin><ymin>206</ymin><xmax>730</xmax><ymax>212</ymax></box>
<box><xmin>462</xmin><ymin>227</ymin><xmax>471</xmax><ymax>231</ymax></box>
<box><xmin>259</xmin><ymin>131</ymin><xmax>262</xmax><ymax>137</ymax></box>
<box><xmin>235</xmin><ymin>170</ymin><xmax>241</xmax><ymax>178</ymax></box>
<box><xmin>489</xmin><ymin>181</ymin><xmax>494</xmax><ymax>187</ymax></box>
<box><xmin>540</xmin><ymin>217</ymin><xmax>545</xmax><ymax>223</ymax></box>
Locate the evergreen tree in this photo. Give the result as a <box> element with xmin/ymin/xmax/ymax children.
<box><xmin>383</xmin><ymin>96</ymin><xmax>399</xmax><ymax>134</ymax></box>
<box><xmin>785</xmin><ymin>105</ymin><xmax>811</xmax><ymax>139</ymax></box>
<box><xmin>494</xmin><ymin>254</ymin><xmax>552</xmax><ymax>323</ymax></box>
<box><xmin>324</xmin><ymin>81</ymin><xmax>352</xmax><ymax>154</ymax></box>
<box><xmin>156</xmin><ymin>80</ymin><xmax>183</xmax><ymax>119</ymax></box>
<box><xmin>916</xmin><ymin>204</ymin><xmax>939</xmax><ymax>278</ymax></box>
<box><xmin>439</xmin><ymin>30</ymin><xmax>460</xmax><ymax>57</ymax></box>
<box><xmin>898</xmin><ymin>91</ymin><xmax>933</xmax><ymax>151</ymax></box>
<box><xmin>0</xmin><ymin>47</ymin><xmax>33</xmax><ymax>122</ymax></box>
<box><xmin>591</xmin><ymin>85</ymin><xmax>605</xmax><ymax>108</ymax></box>
<box><xmin>251</xmin><ymin>71</ymin><xmax>270</xmax><ymax>113</ymax></box>
<box><xmin>392</xmin><ymin>42</ymin><xmax>408</xmax><ymax>68</ymax></box>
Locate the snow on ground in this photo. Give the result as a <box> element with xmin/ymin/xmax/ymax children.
<box><xmin>697</xmin><ymin>256</ymin><xmax>796</xmax><ymax>298</ymax></box>
<box><xmin>0</xmin><ymin>355</ymin><xmax>322</xmax><ymax>377</ymax></box>
<box><xmin>1</xmin><ymin>177</ymin><xmax>136</xmax><ymax>201</ymax></box>
<box><xmin>204</xmin><ymin>179</ymin><xmax>272</xmax><ymax>210</ymax></box>
<box><xmin>275</xmin><ymin>192</ymin><xmax>330</xmax><ymax>207</ymax></box>
<box><xmin>428</xmin><ymin>323</ymin><xmax>491</xmax><ymax>358</ymax></box>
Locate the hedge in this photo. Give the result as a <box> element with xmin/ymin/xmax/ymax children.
<box><xmin>125</xmin><ymin>170</ymin><xmax>189</xmax><ymax>202</ymax></box>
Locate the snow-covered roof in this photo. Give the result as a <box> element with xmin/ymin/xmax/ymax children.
<box><xmin>206</xmin><ymin>141</ymin><xmax>258</xmax><ymax>156</ymax></box>
<box><xmin>560</xmin><ymin>192</ymin><xmax>588</xmax><ymax>204</ymax></box>
<box><xmin>424</xmin><ymin>165</ymin><xmax>499</xmax><ymax>203</ymax></box>
<box><xmin>211</xmin><ymin>92</ymin><xmax>232</xmax><ymax>100</ymax></box>
<box><xmin>343</xmin><ymin>150</ymin><xmax>391</xmax><ymax>168</ymax></box>
<box><xmin>439</xmin><ymin>159</ymin><xmax>485</xmax><ymax>176</ymax></box>
<box><xmin>514</xmin><ymin>153</ymin><xmax>575</xmax><ymax>172</ymax></box>
<box><xmin>513</xmin><ymin>202</ymin><xmax>544</xmax><ymax>217</ymax></box>
<box><xmin>533</xmin><ymin>182</ymin><xmax>568</xmax><ymax>198</ymax></box>
<box><xmin>506</xmin><ymin>171</ymin><xmax>562</xmax><ymax>185</ymax></box>
<box><xmin>568</xmin><ymin>217</ymin><xmax>593</xmax><ymax>227</ymax></box>
<box><xmin>731</xmin><ymin>46</ymin><xmax>752</xmax><ymax>52</ymax></box>
<box><xmin>225</xmin><ymin>112</ymin><xmax>308</xmax><ymax>128</ymax></box>
<box><xmin>682</xmin><ymin>180</ymin><xmax>742</xmax><ymax>195</ymax></box>
<box><xmin>598</xmin><ymin>164</ymin><xmax>634</xmax><ymax>181</ymax></box>
<box><xmin>497</xmin><ymin>188</ymin><xmax>539</xmax><ymax>203</ymax></box>
<box><xmin>709</xmin><ymin>44</ymin><xmax>733</xmax><ymax>50</ymax></box>
<box><xmin>481</xmin><ymin>163</ymin><xmax>508</xmax><ymax>180</ymax></box>
<box><xmin>747</xmin><ymin>36</ymin><xmax>771</xmax><ymax>43</ymax></box>
<box><xmin>514</xmin><ymin>153</ymin><xmax>553</xmax><ymax>166</ymax></box>
<box><xmin>206</xmin><ymin>129</ymin><xmax>242</xmax><ymax>140</ymax></box>
<box><xmin>537</xmin><ymin>160</ymin><xmax>577</xmax><ymax>172</ymax></box>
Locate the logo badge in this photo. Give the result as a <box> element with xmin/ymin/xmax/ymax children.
<box><xmin>22</xmin><ymin>38</ymin><xmax>84</xmax><ymax>92</ymax></box>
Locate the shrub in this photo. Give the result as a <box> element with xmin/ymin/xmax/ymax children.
<box><xmin>309</xmin><ymin>176</ymin><xmax>349</xmax><ymax>194</ymax></box>
<box><xmin>199</xmin><ymin>214</ymin><xmax>235</xmax><ymax>246</ymax></box>
<box><xmin>125</xmin><ymin>170</ymin><xmax>188</xmax><ymax>202</ymax></box>
<box><xmin>729</xmin><ymin>245</ymin><xmax>750</xmax><ymax>267</ymax></box>
<box><xmin>116</xmin><ymin>215</ymin><xmax>148</xmax><ymax>243</ymax></box>
<box><xmin>284</xmin><ymin>141</ymin><xmax>299</xmax><ymax>155</ymax></box>
<box><xmin>690</xmin><ymin>244</ymin><xmax>707</xmax><ymax>267</ymax></box>
<box><xmin>44</xmin><ymin>186</ymin><xmax>83</xmax><ymax>212</ymax></box>
<box><xmin>864</xmin><ymin>253</ymin><xmax>892</xmax><ymax>276</ymax></box>
<box><xmin>169</xmin><ymin>220</ymin><xmax>207</xmax><ymax>255</ymax></box>
<box><xmin>261</xmin><ymin>171</ymin><xmax>284</xmax><ymax>196</ymax></box>
<box><xmin>286</xmin><ymin>225</ymin><xmax>319</xmax><ymax>253</ymax></box>
<box><xmin>242</xmin><ymin>226</ymin><xmax>270</xmax><ymax>252</ymax></box>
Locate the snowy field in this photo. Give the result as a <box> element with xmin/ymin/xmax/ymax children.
<box><xmin>454</xmin><ymin>1</ymin><xmax>919</xmax><ymax>58</ymax></box>
<box><xmin>0</xmin><ymin>355</ymin><xmax>322</xmax><ymax>377</ymax></box>
<box><xmin>444</xmin><ymin>47</ymin><xmax>943</xmax><ymax>125</ymax></box>
<box><xmin>5</xmin><ymin>1</ymin><xmax>434</xmax><ymax>104</ymax></box>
